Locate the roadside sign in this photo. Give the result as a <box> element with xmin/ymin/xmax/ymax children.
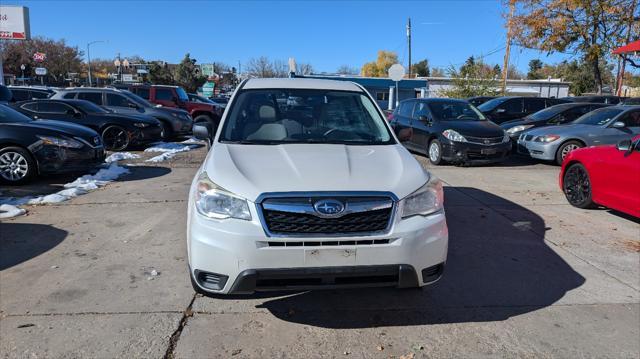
<box><xmin>122</xmin><ymin>74</ymin><xmax>134</xmax><ymax>82</ymax></box>
<box><xmin>202</xmin><ymin>82</ymin><xmax>215</xmax><ymax>97</ymax></box>
<box><xmin>388</xmin><ymin>64</ymin><xmax>405</xmax><ymax>81</ymax></box>
<box><xmin>0</xmin><ymin>6</ymin><xmax>30</xmax><ymax>40</ymax></box>
<box><xmin>201</xmin><ymin>64</ymin><xmax>216</xmax><ymax>77</ymax></box>
<box><xmin>33</xmin><ymin>52</ymin><xmax>46</xmax><ymax>62</ymax></box>
<box><xmin>34</xmin><ymin>67</ymin><xmax>47</xmax><ymax>76</ymax></box>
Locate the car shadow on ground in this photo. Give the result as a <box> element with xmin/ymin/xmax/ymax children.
<box><xmin>0</xmin><ymin>165</ymin><xmax>171</xmax><ymax>199</ymax></box>
<box><xmin>0</xmin><ymin>223</ymin><xmax>68</xmax><ymax>270</ymax></box>
<box><xmin>252</xmin><ymin>187</ymin><xmax>586</xmax><ymax>328</ymax></box>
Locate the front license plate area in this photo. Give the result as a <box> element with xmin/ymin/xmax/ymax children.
<box><xmin>481</xmin><ymin>148</ymin><xmax>497</xmax><ymax>155</ymax></box>
<box><xmin>304</xmin><ymin>248</ymin><xmax>356</xmax><ymax>266</ymax></box>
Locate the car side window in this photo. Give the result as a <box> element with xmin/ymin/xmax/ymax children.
<box><xmin>498</xmin><ymin>99</ymin><xmax>521</xmax><ymax>113</ymax></box>
<box><xmin>31</xmin><ymin>91</ymin><xmax>50</xmax><ymax>99</ymax></box>
<box><xmin>398</xmin><ymin>101</ymin><xmax>415</xmax><ymax>117</ymax></box>
<box><xmin>524</xmin><ymin>98</ymin><xmax>546</xmax><ymax>113</ymax></box>
<box><xmin>77</xmin><ymin>92</ymin><xmax>103</xmax><ymax>105</ymax></box>
<box><xmin>413</xmin><ymin>102</ymin><xmax>431</xmax><ymax>120</ymax></box>
<box><xmin>38</xmin><ymin>102</ymin><xmax>72</xmax><ymax>114</ymax></box>
<box><xmin>618</xmin><ymin>110</ymin><xmax>640</xmax><ymax>128</ymax></box>
<box><xmin>63</xmin><ymin>93</ymin><xmax>77</xmax><ymax>99</ymax></box>
<box><xmin>20</xmin><ymin>102</ymin><xmax>39</xmax><ymax>112</ymax></box>
<box><xmin>106</xmin><ymin>93</ymin><xmax>131</xmax><ymax>107</ymax></box>
<box><xmin>136</xmin><ymin>88</ymin><xmax>150</xmax><ymax>100</ymax></box>
<box><xmin>155</xmin><ymin>89</ymin><xmax>174</xmax><ymax>101</ymax></box>
<box><xmin>11</xmin><ymin>89</ymin><xmax>29</xmax><ymax>102</ymax></box>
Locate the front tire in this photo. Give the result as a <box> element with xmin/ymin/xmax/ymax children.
<box><xmin>428</xmin><ymin>139</ymin><xmax>444</xmax><ymax>165</ymax></box>
<box><xmin>0</xmin><ymin>146</ymin><xmax>36</xmax><ymax>185</ymax></box>
<box><xmin>160</xmin><ymin>121</ymin><xmax>173</xmax><ymax>141</ymax></box>
<box><xmin>563</xmin><ymin>163</ymin><xmax>594</xmax><ymax>209</ymax></box>
<box><xmin>555</xmin><ymin>140</ymin><xmax>583</xmax><ymax>165</ymax></box>
<box><xmin>102</xmin><ymin>125</ymin><xmax>130</xmax><ymax>151</ymax></box>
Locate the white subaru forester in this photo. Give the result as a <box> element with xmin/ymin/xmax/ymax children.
<box><xmin>187</xmin><ymin>78</ymin><xmax>448</xmax><ymax>295</ymax></box>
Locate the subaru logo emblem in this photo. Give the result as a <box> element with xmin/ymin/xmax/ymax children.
<box><xmin>484</xmin><ymin>139</ymin><xmax>490</xmax><ymax>144</ymax></box>
<box><xmin>313</xmin><ymin>199</ymin><xmax>345</xmax><ymax>217</ymax></box>
<box><xmin>93</xmin><ymin>136</ymin><xmax>100</xmax><ymax>145</ymax></box>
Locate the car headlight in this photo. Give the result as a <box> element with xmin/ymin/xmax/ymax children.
<box><xmin>133</xmin><ymin>122</ymin><xmax>150</xmax><ymax>128</ymax></box>
<box><xmin>194</xmin><ymin>172</ymin><xmax>251</xmax><ymax>220</ymax></box>
<box><xmin>533</xmin><ymin>134</ymin><xmax>560</xmax><ymax>143</ymax></box>
<box><xmin>442</xmin><ymin>129</ymin><xmax>467</xmax><ymax>142</ymax></box>
<box><xmin>506</xmin><ymin>125</ymin><xmax>533</xmax><ymax>134</ymax></box>
<box><xmin>400</xmin><ymin>175</ymin><xmax>444</xmax><ymax>218</ymax></box>
<box><xmin>37</xmin><ymin>135</ymin><xmax>83</xmax><ymax>149</ymax></box>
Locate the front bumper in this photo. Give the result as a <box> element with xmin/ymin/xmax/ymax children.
<box><xmin>188</xmin><ymin>206</ymin><xmax>448</xmax><ymax>295</ymax></box>
<box><xmin>441</xmin><ymin>140</ymin><xmax>511</xmax><ymax>164</ymax></box>
<box><xmin>33</xmin><ymin>144</ymin><xmax>105</xmax><ymax>174</ymax></box>
<box><xmin>130</xmin><ymin>125</ymin><xmax>163</xmax><ymax>145</ymax></box>
<box><xmin>517</xmin><ymin>139</ymin><xmax>558</xmax><ymax>160</ymax></box>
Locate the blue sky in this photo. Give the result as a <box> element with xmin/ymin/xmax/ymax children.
<box><xmin>13</xmin><ymin>0</ymin><xmax>577</xmax><ymax>74</ymax></box>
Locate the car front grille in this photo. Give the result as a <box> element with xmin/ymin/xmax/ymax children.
<box><xmin>258</xmin><ymin>195</ymin><xmax>395</xmax><ymax>236</ymax></box>
<box><xmin>465</xmin><ymin>135</ymin><xmax>504</xmax><ymax>145</ymax></box>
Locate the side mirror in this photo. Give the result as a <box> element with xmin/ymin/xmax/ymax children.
<box><xmin>495</xmin><ymin>108</ymin><xmax>506</xmax><ymax>114</ymax></box>
<box><xmin>397</xmin><ymin>128</ymin><xmax>412</xmax><ymax>142</ymax></box>
<box><xmin>612</xmin><ymin>121</ymin><xmax>626</xmax><ymax>129</ymax></box>
<box><xmin>193</xmin><ymin>122</ymin><xmax>212</xmax><ymax>145</ymax></box>
<box><xmin>616</xmin><ymin>139</ymin><xmax>632</xmax><ymax>152</ymax></box>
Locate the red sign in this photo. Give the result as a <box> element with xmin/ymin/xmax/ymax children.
<box><xmin>33</xmin><ymin>52</ymin><xmax>46</xmax><ymax>62</ymax></box>
<box><xmin>0</xmin><ymin>31</ymin><xmax>26</xmax><ymax>39</ymax></box>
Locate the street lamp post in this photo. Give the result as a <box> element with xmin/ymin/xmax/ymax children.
<box><xmin>87</xmin><ymin>40</ymin><xmax>106</xmax><ymax>87</ymax></box>
<box><xmin>20</xmin><ymin>64</ymin><xmax>25</xmax><ymax>85</ymax></box>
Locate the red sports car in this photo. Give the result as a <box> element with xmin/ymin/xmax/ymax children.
<box><xmin>560</xmin><ymin>135</ymin><xmax>640</xmax><ymax>218</ymax></box>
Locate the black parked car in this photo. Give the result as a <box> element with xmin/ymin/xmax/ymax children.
<box><xmin>623</xmin><ymin>97</ymin><xmax>640</xmax><ymax>105</ymax></box>
<box><xmin>467</xmin><ymin>96</ymin><xmax>496</xmax><ymax>107</ymax></box>
<box><xmin>500</xmin><ymin>103</ymin><xmax>612</xmax><ymax>143</ymax></box>
<box><xmin>51</xmin><ymin>88</ymin><xmax>192</xmax><ymax>139</ymax></box>
<box><xmin>391</xmin><ymin>98</ymin><xmax>511</xmax><ymax>165</ymax></box>
<box><xmin>0</xmin><ymin>104</ymin><xmax>105</xmax><ymax>184</ymax></box>
<box><xmin>563</xmin><ymin>95</ymin><xmax>621</xmax><ymax>104</ymax></box>
<box><xmin>6</xmin><ymin>86</ymin><xmax>55</xmax><ymax>102</ymax></box>
<box><xmin>12</xmin><ymin>99</ymin><xmax>162</xmax><ymax>151</ymax></box>
<box><xmin>477</xmin><ymin>96</ymin><xmax>569</xmax><ymax>124</ymax></box>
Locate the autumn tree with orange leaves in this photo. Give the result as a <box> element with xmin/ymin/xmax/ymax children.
<box><xmin>511</xmin><ymin>0</ymin><xmax>639</xmax><ymax>94</ymax></box>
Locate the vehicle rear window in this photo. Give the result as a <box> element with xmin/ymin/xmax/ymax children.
<box><xmin>31</xmin><ymin>91</ymin><xmax>51</xmax><ymax>99</ymax></box>
<box><xmin>63</xmin><ymin>93</ymin><xmax>76</xmax><ymax>99</ymax></box>
<box><xmin>10</xmin><ymin>89</ymin><xmax>29</xmax><ymax>102</ymax></box>
<box><xmin>220</xmin><ymin>89</ymin><xmax>393</xmax><ymax>145</ymax></box>
<box><xmin>106</xmin><ymin>93</ymin><xmax>131</xmax><ymax>107</ymax></box>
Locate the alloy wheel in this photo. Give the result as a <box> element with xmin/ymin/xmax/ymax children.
<box><xmin>102</xmin><ymin>127</ymin><xmax>129</xmax><ymax>151</ymax></box>
<box><xmin>0</xmin><ymin>151</ymin><xmax>29</xmax><ymax>182</ymax></box>
<box><xmin>561</xmin><ymin>143</ymin><xmax>580</xmax><ymax>160</ymax></box>
<box><xmin>429</xmin><ymin>142</ymin><xmax>440</xmax><ymax>162</ymax></box>
<box><xmin>563</xmin><ymin>165</ymin><xmax>591</xmax><ymax>206</ymax></box>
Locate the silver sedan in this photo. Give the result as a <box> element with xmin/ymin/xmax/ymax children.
<box><xmin>517</xmin><ymin>106</ymin><xmax>640</xmax><ymax>164</ymax></box>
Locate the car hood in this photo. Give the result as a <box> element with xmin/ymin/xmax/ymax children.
<box><xmin>443</xmin><ymin>120</ymin><xmax>505</xmax><ymax>137</ymax></box>
<box><xmin>26</xmin><ymin>120</ymin><xmax>99</xmax><ymax>137</ymax></box>
<box><xmin>526</xmin><ymin>124</ymin><xmax>596</xmax><ymax>137</ymax></box>
<box><xmin>155</xmin><ymin>106</ymin><xmax>189</xmax><ymax>116</ymax></box>
<box><xmin>203</xmin><ymin>143</ymin><xmax>429</xmax><ymax>202</ymax></box>
<box><xmin>500</xmin><ymin>118</ymin><xmax>545</xmax><ymax>129</ymax></box>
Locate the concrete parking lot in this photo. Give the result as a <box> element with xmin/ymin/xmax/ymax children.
<box><xmin>1</xmin><ymin>146</ymin><xmax>638</xmax><ymax>358</ymax></box>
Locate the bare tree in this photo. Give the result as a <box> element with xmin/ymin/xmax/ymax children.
<box><xmin>336</xmin><ymin>65</ymin><xmax>359</xmax><ymax>75</ymax></box>
<box><xmin>246</xmin><ymin>56</ymin><xmax>274</xmax><ymax>78</ymax></box>
<box><xmin>296</xmin><ymin>62</ymin><xmax>314</xmax><ymax>75</ymax></box>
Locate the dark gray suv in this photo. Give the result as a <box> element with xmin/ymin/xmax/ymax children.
<box><xmin>52</xmin><ymin>88</ymin><xmax>192</xmax><ymax>139</ymax></box>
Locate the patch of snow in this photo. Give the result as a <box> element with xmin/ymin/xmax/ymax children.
<box><xmin>144</xmin><ymin>141</ymin><xmax>198</xmax><ymax>163</ymax></box>
<box><xmin>0</xmin><ymin>204</ymin><xmax>26</xmax><ymax>219</ymax></box>
<box><xmin>181</xmin><ymin>137</ymin><xmax>203</xmax><ymax>144</ymax></box>
<box><xmin>0</xmin><ymin>163</ymin><xmax>129</xmax><ymax>209</ymax></box>
<box><xmin>105</xmin><ymin>152</ymin><xmax>141</xmax><ymax>163</ymax></box>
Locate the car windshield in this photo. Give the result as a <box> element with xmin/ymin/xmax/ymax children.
<box><xmin>219</xmin><ymin>89</ymin><xmax>394</xmax><ymax>145</ymax></box>
<box><xmin>572</xmin><ymin>108</ymin><xmax>624</xmax><ymax>126</ymax></box>
<box><xmin>0</xmin><ymin>104</ymin><xmax>33</xmax><ymax>123</ymax></box>
<box><xmin>121</xmin><ymin>90</ymin><xmax>153</xmax><ymax>107</ymax></box>
<box><xmin>525</xmin><ymin>105</ymin><xmax>571</xmax><ymax>121</ymax></box>
<box><xmin>74</xmin><ymin>100</ymin><xmax>109</xmax><ymax>114</ymax></box>
<box><xmin>477</xmin><ymin>97</ymin><xmax>508</xmax><ymax>112</ymax></box>
<box><xmin>176</xmin><ymin>87</ymin><xmax>189</xmax><ymax>101</ymax></box>
<box><xmin>429</xmin><ymin>101</ymin><xmax>486</xmax><ymax>121</ymax></box>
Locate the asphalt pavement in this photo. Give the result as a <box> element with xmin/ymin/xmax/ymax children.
<box><xmin>1</xmin><ymin>146</ymin><xmax>638</xmax><ymax>358</ymax></box>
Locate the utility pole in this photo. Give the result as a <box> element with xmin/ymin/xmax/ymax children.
<box><xmin>407</xmin><ymin>17</ymin><xmax>412</xmax><ymax>78</ymax></box>
<box><xmin>502</xmin><ymin>0</ymin><xmax>515</xmax><ymax>95</ymax></box>
<box><xmin>616</xmin><ymin>8</ymin><xmax>638</xmax><ymax>96</ymax></box>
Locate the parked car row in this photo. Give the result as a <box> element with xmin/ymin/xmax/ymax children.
<box><xmin>0</xmin><ymin>85</ymin><xmax>195</xmax><ymax>184</ymax></box>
